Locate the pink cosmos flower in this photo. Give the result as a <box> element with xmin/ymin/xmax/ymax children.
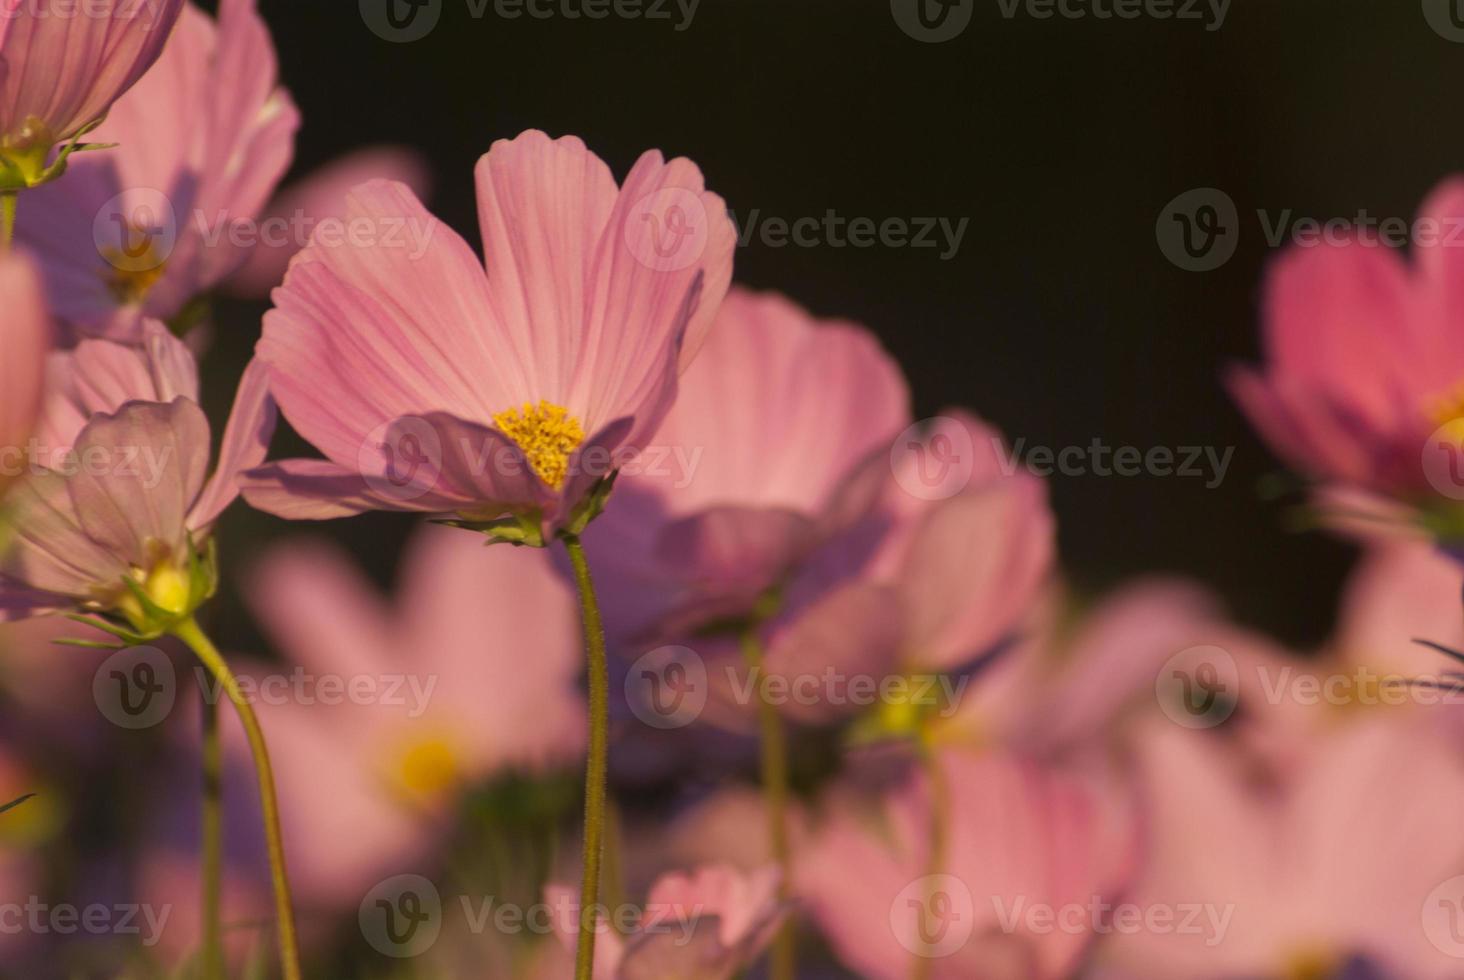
<box><xmin>15</xmin><ymin>0</ymin><xmax>299</xmax><ymax>338</ymax></box>
<box><xmin>0</xmin><ymin>252</ymin><xmax>48</xmax><ymax>497</ymax></box>
<box><xmin>1228</xmin><ymin>179</ymin><xmax>1464</xmax><ymax>537</ymax></box>
<box><xmin>225</xmin><ymin>145</ymin><xmax>433</xmax><ymax>298</ymax></box>
<box><xmin>1100</xmin><ymin>715</ymin><xmax>1464</xmax><ymax>979</ymax></box>
<box><xmin>583</xmin><ymin>286</ymin><xmax>912</xmax><ymax>638</ymax></box>
<box><xmin>0</xmin><ymin>0</ymin><xmax>185</xmax><ymax>188</ymax></box>
<box><xmin>0</xmin><ymin>321</ymin><xmax>274</xmax><ymax>627</ymax></box>
<box><xmin>544</xmin><ymin>864</ymin><xmax>787</xmax><ymax>980</ymax></box>
<box><xmin>240</xmin><ymin>523</ymin><xmax>585</xmax><ymax>910</ymax></box>
<box><xmin>241</xmin><ymin>129</ymin><xmax>736</xmax><ymax>543</ymax></box>
<box><xmin>800</xmin><ymin>747</ymin><xmax>1136</xmax><ymax>980</ymax></box>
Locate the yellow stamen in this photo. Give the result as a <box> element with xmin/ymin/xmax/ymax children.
<box><xmin>492</xmin><ymin>400</ymin><xmax>586</xmax><ymax>490</ymax></box>
<box><xmin>101</xmin><ymin>226</ymin><xmax>167</xmax><ymax>305</ymax></box>
<box><xmin>389</xmin><ymin>736</ymin><xmax>460</xmax><ymax>803</ymax></box>
<box><xmin>1282</xmin><ymin>948</ymin><xmax>1336</xmax><ymax>980</ymax></box>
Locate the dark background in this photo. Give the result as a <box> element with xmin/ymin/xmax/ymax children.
<box><xmin>208</xmin><ymin>0</ymin><xmax>1464</xmax><ymax>650</ymax></box>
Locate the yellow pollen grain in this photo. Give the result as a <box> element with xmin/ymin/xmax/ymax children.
<box><xmin>492</xmin><ymin>400</ymin><xmax>586</xmax><ymax>490</ymax></box>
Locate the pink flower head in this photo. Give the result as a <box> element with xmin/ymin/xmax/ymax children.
<box><xmin>584</xmin><ymin>286</ymin><xmax>912</xmax><ymax>638</ymax></box>
<box><xmin>801</xmin><ymin>748</ymin><xmax>1136</xmax><ymax>980</ymax></box>
<box><xmin>1102</xmin><ymin>716</ymin><xmax>1464</xmax><ymax>979</ymax></box>
<box><xmin>241</xmin><ymin>523</ymin><xmax>585</xmax><ymax>910</ymax></box>
<box><xmin>546</xmin><ymin>864</ymin><xmax>787</xmax><ymax>980</ymax></box>
<box><xmin>0</xmin><ymin>322</ymin><xmax>274</xmax><ymax>632</ymax></box>
<box><xmin>242</xmin><ymin>129</ymin><xmax>736</xmax><ymax>545</ymax></box>
<box><xmin>0</xmin><ymin>252</ymin><xmax>49</xmax><ymax>497</ymax></box>
<box><xmin>1228</xmin><ymin>179</ymin><xmax>1464</xmax><ymax>539</ymax></box>
<box><xmin>747</xmin><ymin>412</ymin><xmax>1055</xmax><ymax>730</ymax></box>
<box><xmin>0</xmin><ymin>0</ymin><xmax>185</xmax><ymax>188</ymax></box>
<box><xmin>16</xmin><ymin>0</ymin><xmax>299</xmax><ymax>338</ymax></box>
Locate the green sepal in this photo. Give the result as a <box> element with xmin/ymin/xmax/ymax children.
<box><xmin>60</xmin><ymin>614</ymin><xmax>150</xmax><ymax>648</ymax></box>
<box><xmin>559</xmin><ymin>471</ymin><xmax>618</xmax><ymax>539</ymax></box>
<box><xmin>433</xmin><ymin>511</ymin><xmax>547</xmax><ymax>548</ymax></box>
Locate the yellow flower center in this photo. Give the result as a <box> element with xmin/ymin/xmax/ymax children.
<box><xmin>115</xmin><ymin>560</ymin><xmax>193</xmax><ymax>632</ymax></box>
<box><xmin>1282</xmin><ymin>948</ymin><xmax>1337</xmax><ymax>980</ymax></box>
<box><xmin>389</xmin><ymin>735</ymin><xmax>461</xmax><ymax>804</ymax></box>
<box><xmin>102</xmin><ymin>230</ymin><xmax>168</xmax><ymax>305</ymax></box>
<box><xmin>1429</xmin><ymin>382</ymin><xmax>1464</xmax><ymax>428</ymax></box>
<box><xmin>492</xmin><ymin>400</ymin><xmax>585</xmax><ymax>490</ymax></box>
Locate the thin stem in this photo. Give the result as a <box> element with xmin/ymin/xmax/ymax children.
<box><xmin>739</xmin><ymin>626</ymin><xmax>795</xmax><ymax>980</ymax></box>
<box><xmin>199</xmin><ymin>681</ymin><xmax>224</xmax><ymax>980</ymax></box>
<box><xmin>911</xmin><ymin>740</ymin><xmax>950</xmax><ymax>980</ymax></box>
<box><xmin>172</xmin><ymin>617</ymin><xmax>302</xmax><ymax>980</ymax></box>
<box><xmin>563</xmin><ymin>535</ymin><xmax>610</xmax><ymax>980</ymax></box>
<box><xmin>0</xmin><ymin>192</ymin><xmax>15</xmax><ymax>251</ymax></box>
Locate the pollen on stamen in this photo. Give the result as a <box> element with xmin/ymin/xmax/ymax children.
<box><xmin>491</xmin><ymin>400</ymin><xmax>586</xmax><ymax>491</ymax></box>
<box><xmin>102</xmin><ymin>235</ymin><xmax>167</xmax><ymax>305</ymax></box>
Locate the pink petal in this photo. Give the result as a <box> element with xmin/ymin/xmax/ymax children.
<box><xmin>66</xmin><ymin>398</ymin><xmax>210</xmax><ymax>566</ymax></box>
<box><xmin>189</xmin><ymin>358</ymin><xmax>277</xmax><ymax>531</ymax></box>
<box><xmin>0</xmin><ymin>0</ymin><xmax>185</xmax><ymax>144</ymax></box>
<box><xmin>0</xmin><ymin>252</ymin><xmax>48</xmax><ymax>494</ymax></box>
<box><xmin>258</xmin><ymin>181</ymin><xmax>518</xmax><ymax>466</ymax></box>
<box><xmin>226</xmin><ymin>146</ymin><xmax>432</xmax><ymax>297</ymax></box>
<box><xmin>0</xmin><ymin>469</ymin><xmax>127</xmax><ymax>603</ymax></box>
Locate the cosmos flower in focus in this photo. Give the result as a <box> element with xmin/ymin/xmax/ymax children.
<box><xmin>0</xmin><ymin>252</ymin><xmax>48</xmax><ymax>499</ymax></box>
<box><xmin>544</xmin><ymin>864</ymin><xmax>787</xmax><ymax>980</ymax></box>
<box><xmin>0</xmin><ymin>0</ymin><xmax>186</xmax><ymax>189</ymax></box>
<box><xmin>16</xmin><ymin>0</ymin><xmax>299</xmax><ymax>339</ymax></box>
<box><xmin>0</xmin><ymin>323</ymin><xmax>274</xmax><ymax>633</ymax></box>
<box><xmin>242</xmin><ymin>129</ymin><xmax>735</xmax><ymax>544</ymax></box>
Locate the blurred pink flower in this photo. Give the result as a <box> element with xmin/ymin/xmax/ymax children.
<box><xmin>1100</xmin><ymin>715</ymin><xmax>1464</xmax><ymax>979</ymax></box>
<box><xmin>800</xmin><ymin>747</ymin><xmax>1136</xmax><ymax>980</ymax></box>
<box><xmin>242</xmin><ymin>129</ymin><xmax>735</xmax><ymax>542</ymax></box>
<box><xmin>0</xmin><ymin>323</ymin><xmax>274</xmax><ymax>624</ymax></box>
<box><xmin>545</xmin><ymin>863</ymin><xmax>786</xmax><ymax>980</ymax></box>
<box><xmin>584</xmin><ymin>286</ymin><xmax>912</xmax><ymax>639</ymax></box>
<box><xmin>1228</xmin><ymin>179</ymin><xmax>1464</xmax><ymax>537</ymax></box>
<box><xmin>15</xmin><ymin>0</ymin><xmax>298</xmax><ymax>338</ymax></box>
<box><xmin>0</xmin><ymin>252</ymin><xmax>48</xmax><ymax>497</ymax></box>
<box><xmin>225</xmin><ymin>145</ymin><xmax>433</xmax><ymax>298</ymax></box>
<box><xmin>0</xmin><ymin>0</ymin><xmax>185</xmax><ymax>188</ymax></box>
<box><xmin>240</xmin><ymin>523</ymin><xmax>585</xmax><ymax>910</ymax></box>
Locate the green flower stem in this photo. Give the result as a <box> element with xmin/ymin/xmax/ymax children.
<box><xmin>740</xmin><ymin>626</ymin><xmax>795</xmax><ymax>980</ymax></box>
<box><xmin>563</xmin><ymin>534</ymin><xmax>610</xmax><ymax>980</ymax></box>
<box><xmin>172</xmin><ymin>617</ymin><xmax>302</xmax><ymax>980</ymax></box>
<box><xmin>200</xmin><ymin>684</ymin><xmax>224</xmax><ymax>980</ymax></box>
<box><xmin>0</xmin><ymin>192</ymin><xmax>15</xmax><ymax>251</ymax></box>
<box><xmin>911</xmin><ymin>737</ymin><xmax>950</xmax><ymax>980</ymax></box>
